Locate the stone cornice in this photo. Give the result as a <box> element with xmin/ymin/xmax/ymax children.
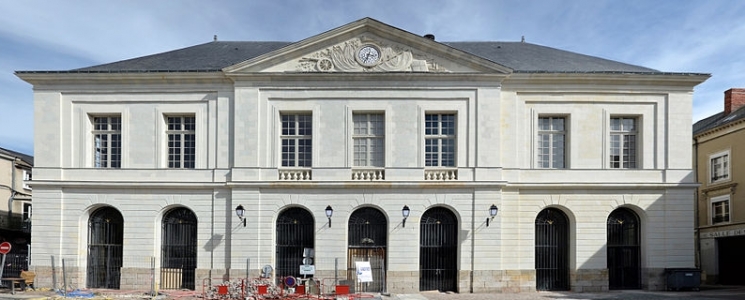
<box><xmin>503</xmin><ymin>72</ymin><xmax>710</xmax><ymax>91</ymax></box>
<box><xmin>15</xmin><ymin>71</ymin><xmax>231</xmax><ymax>87</ymax></box>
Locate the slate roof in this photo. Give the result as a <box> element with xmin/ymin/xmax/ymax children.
<box><xmin>0</xmin><ymin>146</ymin><xmax>33</xmax><ymax>165</ymax></box>
<box><xmin>23</xmin><ymin>40</ymin><xmax>669</xmax><ymax>74</ymax></box>
<box><xmin>693</xmin><ymin>105</ymin><xmax>745</xmax><ymax>135</ymax></box>
<box><xmin>445</xmin><ymin>42</ymin><xmax>659</xmax><ymax>73</ymax></box>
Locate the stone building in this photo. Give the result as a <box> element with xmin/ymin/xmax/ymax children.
<box><xmin>0</xmin><ymin>147</ymin><xmax>32</xmax><ymax>252</ymax></box>
<box><xmin>694</xmin><ymin>88</ymin><xmax>745</xmax><ymax>285</ymax></box>
<box><xmin>16</xmin><ymin>18</ymin><xmax>708</xmax><ymax>293</ymax></box>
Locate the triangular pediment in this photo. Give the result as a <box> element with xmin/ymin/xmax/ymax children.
<box><xmin>223</xmin><ymin>18</ymin><xmax>512</xmax><ymax>74</ymax></box>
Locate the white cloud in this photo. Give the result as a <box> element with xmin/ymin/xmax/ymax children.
<box><xmin>1</xmin><ymin>0</ymin><xmax>744</xmax><ymax>153</ymax></box>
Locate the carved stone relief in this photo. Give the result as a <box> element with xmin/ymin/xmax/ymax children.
<box><xmin>297</xmin><ymin>37</ymin><xmax>449</xmax><ymax>73</ymax></box>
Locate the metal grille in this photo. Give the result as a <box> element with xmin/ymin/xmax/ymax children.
<box><xmin>419</xmin><ymin>207</ymin><xmax>458</xmax><ymax>292</ymax></box>
<box><xmin>535</xmin><ymin>208</ymin><xmax>569</xmax><ymax>291</ymax></box>
<box><xmin>161</xmin><ymin>208</ymin><xmax>197</xmax><ymax>290</ymax></box>
<box><xmin>607</xmin><ymin>208</ymin><xmax>640</xmax><ymax>289</ymax></box>
<box><xmin>347</xmin><ymin>207</ymin><xmax>387</xmax><ymax>292</ymax></box>
<box><xmin>0</xmin><ymin>253</ymin><xmax>29</xmax><ymax>288</ymax></box>
<box><xmin>87</xmin><ymin>207</ymin><xmax>123</xmax><ymax>289</ymax></box>
<box><xmin>276</xmin><ymin>207</ymin><xmax>314</xmax><ymax>279</ymax></box>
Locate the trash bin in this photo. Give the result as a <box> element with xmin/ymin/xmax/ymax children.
<box><xmin>665</xmin><ymin>268</ymin><xmax>701</xmax><ymax>291</ymax></box>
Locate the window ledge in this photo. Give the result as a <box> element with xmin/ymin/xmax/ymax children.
<box><xmin>701</xmin><ymin>182</ymin><xmax>737</xmax><ymax>195</ymax></box>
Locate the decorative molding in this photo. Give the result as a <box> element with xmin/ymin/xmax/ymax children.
<box><xmin>297</xmin><ymin>37</ymin><xmax>450</xmax><ymax>73</ymax></box>
<box><xmin>701</xmin><ymin>182</ymin><xmax>737</xmax><ymax>196</ymax></box>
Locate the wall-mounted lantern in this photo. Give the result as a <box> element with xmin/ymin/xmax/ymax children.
<box><xmin>235</xmin><ymin>204</ymin><xmax>246</xmax><ymax>227</ymax></box>
<box><xmin>486</xmin><ymin>204</ymin><xmax>498</xmax><ymax>227</ymax></box>
<box><xmin>402</xmin><ymin>205</ymin><xmax>410</xmax><ymax>228</ymax></box>
<box><xmin>325</xmin><ymin>205</ymin><xmax>333</xmax><ymax>228</ymax></box>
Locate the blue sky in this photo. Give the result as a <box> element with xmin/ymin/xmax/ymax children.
<box><xmin>1</xmin><ymin>0</ymin><xmax>744</xmax><ymax>156</ymax></box>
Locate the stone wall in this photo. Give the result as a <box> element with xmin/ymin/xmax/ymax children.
<box><xmin>642</xmin><ymin>268</ymin><xmax>666</xmax><ymax>291</ymax></box>
<box><xmin>387</xmin><ymin>271</ymin><xmax>419</xmax><ymax>293</ymax></box>
<box><xmin>571</xmin><ymin>269</ymin><xmax>608</xmax><ymax>292</ymax></box>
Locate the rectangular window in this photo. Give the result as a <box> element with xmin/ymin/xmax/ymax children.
<box><xmin>710</xmin><ymin>151</ymin><xmax>730</xmax><ymax>183</ymax></box>
<box><xmin>167</xmin><ymin>115</ymin><xmax>196</xmax><ymax>169</ymax></box>
<box><xmin>92</xmin><ymin>116</ymin><xmax>122</xmax><ymax>168</ymax></box>
<box><xmin>537</xmin><ymin>117</ymin><xmax>566</xmax><ymax>168</ymax></box>
<box><xmin>353</xmin><ymin>113</ymin><xmax>385</xmax><ymax>167</ymax></box>
<box><xmin>22</xmin><ymin>169</ymin><xmax>31</xmax><ymax>190</ymax></box>
<box><xmin>425</xmin><ymin>113</ymin><xmax>456</xmax><ymax>167</ymax></box>
<box><xmin>22</xmin><ymin>203</ymin><xmax>31</xmax><ymax>222</ymax></box>
<box><xmin>711</xmin><ymin>195</ymin><xmax>730</xmax><ymax>224</ymax></box>
<box><xmin>281</xmin><ymin>113</ymin><xmax>312</xmax><ymax>167</ymax></box>
<box><xmin>609</xmin><ymin>117</ymin><xmax>637</xmax><ymax>169</ymax></box>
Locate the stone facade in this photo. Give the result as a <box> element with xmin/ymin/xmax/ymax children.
<box><xmin>18</xmin><ymin>18</ymin><xmax>707</xmax><ymax>293</ymax></box>
<box><xmin>694</xmin><ymin>88</ymin><xmax>745</xmax><ymax>285</ymax></box>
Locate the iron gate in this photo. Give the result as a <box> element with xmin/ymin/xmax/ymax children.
<box><xmin>347</xmin><ymin>207</ymin><xmax>387</xmax><ymax>292</ymax></box>
<box><xmin>535</xmin><ymin>208</ymin><xmax>569</xmax><ymax>291</ymax></box>
<box><xmin>276</xmin><ymin>207</ymin><xmax>314</xmax><ymax>279</ymax></box>
<box><xmin>607</xmin><ymin>208</ymin><xmax>640</xmax><ymax>289</ymax></box>
<box><xmin>87</xmin><ymin>207</ymin><xmax>123</xmax><ymax>289</ymax></box>
<box><xmin>161</xmin><ymin>207</ymin><xmax>197</xmax><ymax>290</ymax></box>
<box><xmin>419</xmin><ymin>207</ymin><xmax>458</xmax><ymax>292</ymax></box>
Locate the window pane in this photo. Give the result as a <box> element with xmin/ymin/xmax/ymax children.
<box><xmin>166</xmin><ymin>116</ymin><xmax>196</xmax><ymax>169</ymax></box>
<box><xmin>353</xmin><ymin>113</ymin><xmax>384</xmax><ymax>167</ymax></box>
<box><xmin>92</xmin><ymin>115</ymin><xmax>122</xmax><ymax>168</ymax></box>
<box><xmin>425</xmin><ymin>113</ymin><xmax>457</xmax><ymax>168</ymax></box>
<box><xmin>537</xmin><ymin>117</ymin><xmax>565</xmax><ymax>169</ymax></box>
<box><xmin>610</xmin><ymin>117</ymin><xmax>637</xmax><ymax>169</ymax></box>
<box><xmin>281</xmin><ymin>114</ymin><xmax>312</xmax><ymax>167</ymax></box>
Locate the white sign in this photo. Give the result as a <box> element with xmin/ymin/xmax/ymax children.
<box><xmin>701</xmin><ymin>228</ymin><xmax>745</xmax><ymax>239</ymax></box>
<box><xmin>299</xmin><ymin>265</ymin><xmax>315</xmax><ymax>275</ymax></box>
<box><xmin>355</xmin><ymin>261</ymin><xmax>373</xmax><ymax>283</ymax></box>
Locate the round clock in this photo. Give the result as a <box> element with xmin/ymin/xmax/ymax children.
<box><xmin>357</xmin><ymin>45</ymin><xmax>380</xmax><ymax>66</ymax></box>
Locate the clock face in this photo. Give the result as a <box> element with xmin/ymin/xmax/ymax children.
<box><xmin>357</xmin><ymin>45</ymin><xmax>380</xmax><ymax>66</ymax></box>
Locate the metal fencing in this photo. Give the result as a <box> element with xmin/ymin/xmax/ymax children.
<box><xmin>44</xmin><ymin>255</ymin><xmax>379</xmax><ymax>296</ymax></box>
<box><xmin>0</xmin><ymin>253</ymin><xmax>29</xmax><ymax>288</ymax></box>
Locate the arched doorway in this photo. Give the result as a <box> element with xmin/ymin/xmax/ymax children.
<box><xmin>535</xmin><ymin>208</ymin><xmax>569</xmax><ymax>291</ymax></box>
<box><xmin>87</xmin><ymin>207</ymin><xmax>123</xmax><ymax>289</ymax></box>
<box><xmin>347</xmin><ymin>207</ymin><xmax>387</xmax><ymax>293</ymax></box>
<box><xmin>419</xmin><ymin>207</ymin><xmax>458</xmax><ymax>292</ymax></box>
<box><xmin>161</xmin><ymin>207</ymin><xmax>197</xmax><ymax>290</ymax></box>
<box><xmin>276</xmin><ymin>207</ymin><xmax>314</xmax><ymax>279</ymax></box>
<box><xmin>607</xmin><ymin>207</ymin><xmax>641</xmax><ymax>289</ymax></box>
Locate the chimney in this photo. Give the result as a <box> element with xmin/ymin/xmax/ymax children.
<box><xmin>724</xmin><ymin>88</ymin><xmax>745</xmax><ymax>115</ymax></box>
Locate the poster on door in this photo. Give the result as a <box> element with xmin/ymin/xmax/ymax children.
<box><xmin>355</xmin><ymin>261</ymin><xmax>373</xmax><ymax>283</ymax></box>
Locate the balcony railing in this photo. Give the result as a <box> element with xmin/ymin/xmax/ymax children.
<box><xmin>352</xmin><ymin>169</ymin><xmax>385</xmax><ymax>181</ymax></box>
<box><xmin>424</xmin><ymin>169</ymin><xmax>458</xmax><ymax>181</ymax></box>
<box><xmin>278</xmin><ymin>169</ymin><xmax>312</xmax><ymax>181</ymax></box>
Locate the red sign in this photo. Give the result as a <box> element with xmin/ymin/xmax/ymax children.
<box><xmin>0</xmin><ymin>242</ymin><xmax>11</xmax><ymax>254</ymax></box>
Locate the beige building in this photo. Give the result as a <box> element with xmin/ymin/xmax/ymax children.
<box><xmin>17</xmin><ymin>18</ymin><xmax>708</xmax><ymax>293</ymax></box>
<box><xmin>0</xmin><ymin>147</ymin><xmax>32</xmax><ymax>251</ymax></box>
<box><xmin>694</xmin><ymin>88</ymin><xmax>745</xmax><ymax>285</ymax></box>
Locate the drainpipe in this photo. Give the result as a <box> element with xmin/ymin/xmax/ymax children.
<box><xmin>7</xmin><ymin>157</ymin><xmax>18</xmax><ymax>225</ymax></box>
<box><xmin>693</xmin><ymin>137</ymin><xmax>701</xmax><ymax>269</ymax></box>
<box><xmin>469</xmin><ymin>191</ymin><xmax>475</xmax><ymax>293</ymax></box>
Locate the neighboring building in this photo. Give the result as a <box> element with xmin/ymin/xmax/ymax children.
<box><xmin>0</xmin><ymin>146</ymin><xmax>32</xmax><ymax>253</ymax></box>
<box><xmin>16</xmin><ymin>18</ymin><xmax>708</xmax><ymax>293</ymax></box>
<box><xmin>693</xmin><ymin>88</ymin><xmax>745</xmax><ymax>285</ymax></box>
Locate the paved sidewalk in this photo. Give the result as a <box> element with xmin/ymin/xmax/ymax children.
<box><xmin>1</xmin><ymin>286</ymin><xmax>744</xmax><ymax>300</ymax></box>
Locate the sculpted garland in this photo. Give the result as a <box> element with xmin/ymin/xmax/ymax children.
<box><xmin>297</xmin><ymin>38</ymin><xmax>449</xmax><ymax>73</ymax></box>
